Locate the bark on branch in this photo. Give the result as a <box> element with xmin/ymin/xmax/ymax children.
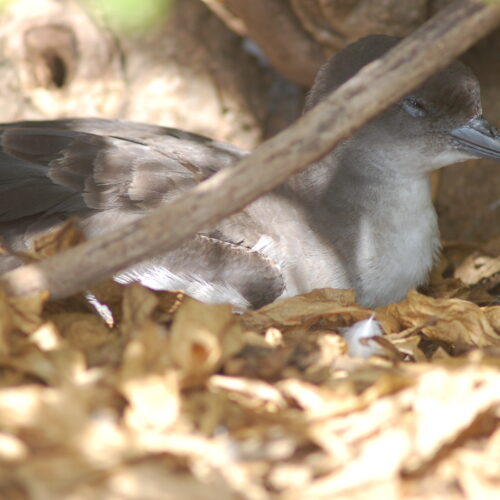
<box><xmin>1</xmin><ymin>0</ymin><xmax>500</xmax><ymax>300</ymax></box>
<box><xmin>222</xmin><ymin>0</ymin><xmax>326</xmax><ymax>86</ymax></box>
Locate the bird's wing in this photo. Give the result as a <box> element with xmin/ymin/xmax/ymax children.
<box><xmin>116</xmin><ymin>234</ymin><xmax>284</xmax><ymax>309</ymax></box>
<box><xmin>0</xmin><ymin>120</ymin><xmax>284</xmax><ymax>306</ymax></box>
<box><xmin>0</xmin><ymin>119</ymin><xmax>247</xmax><ymax>219</ymax></box>
<box><xmin>0</xmin><ymin>117</ymin><xmax>247</xmax><ymax>174</ymax></box>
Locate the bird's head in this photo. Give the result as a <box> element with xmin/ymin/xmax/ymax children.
<box><xmin>306</xmin><ymin>34</ymin><xmax>500</xmax><ymax>178</ymax></box>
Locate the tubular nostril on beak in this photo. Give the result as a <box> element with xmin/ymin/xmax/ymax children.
<box><xmin>471</xmin><ymin>116</ymin><xmax>498</xmax><ymax>138</ymax></box>
<box><xmin>450</xmin><ymin>115</ymin><xmax>500</xmax><ymax>161</ymax></box>
<box><xmin>480</xmin><ymin>116</ymin><xmax>498</xmax><ymax>137</ymax></box>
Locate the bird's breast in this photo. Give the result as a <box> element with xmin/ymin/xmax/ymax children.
<box><xmin>352</xmin><ymin>180</ymin><xmax>440</xmax><ymax>307</ymax></box>
<box><xmin>269</xmin><ymin>175</ymin><xmax>441</xmax><ymax>308</ymax></box>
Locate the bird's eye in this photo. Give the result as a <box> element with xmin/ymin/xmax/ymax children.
<box><xmin>401</xmin><ymin>97</ymin><xmax>428</xmax><ymax>118</ymax></box>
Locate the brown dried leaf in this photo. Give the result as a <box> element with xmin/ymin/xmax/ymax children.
<box><xmin>242</xmin><ymin>288</ymin><xmax>359</xmax><ymax>331</ymax></box>
<box><xmin>5</xmin><ymin>219</ymin><xmax>85</xmax><ymax>266</ymax></box>
<box><xmin>377</xmin><ymin>290</ymin><xmax>500</xmax><ymax>349</ymax></box>
<box><xmin>454</xmin><ymin>253</ymin><xmax>500</xmax><ymax>286</ymax></box>
<box><xmin>48</xmin><ymin>312</ymin><xmax>116</xmax><ymax>366</ymax></box>
<box><xmin>31</xmin><ymin>218</ymin><xmax>85</xmax><ymax>259</ymax></box>
<box><xmin>209</xmin><ymin>374</ymin><xmax>287</xmax><ymax>412</ymax></box>
<box><xmin>425</xmin><ymin>244</ymin><xmax>499</xmax><ymax>304</ymax></box>
<box><xmin>0</xmin><ymin>287</ymin><xmax>48</xmax><ymax>354</ymax></box>
<box><xmin>452</xmin><ymin>427</ymin><xmax>500</xmax><ymax>500</ymax></box>
<box><xmin>483</xmin><ymin>306</ymin><xmax>500</xmax><ymax>333</ymax></box>
<box><xmin>120</xmin><ymin>319</ymin><xmax>171</xmax><ymax>379</ymax></box>
<box><xmin>170</xmin><ymin>298</ymin><xmax>245</xmax><ymax>386</ymax></box>
<box><xmin>292</xmin><ymin>429</ymin><xmax>410</xmax><ymax>500</ymax></box>
<box><xmin>403</xmin><ymin>367</ymin><xmax>500</xmax><ymax>473</ymax></box>
<box><xmin>122</xmin><ymin>372</ymin><xmax>180</xmax><ymax>433</ymax></box>
<box><xmin>120</xmin><ymin>282</ymin><xmax>160</xmax><ymax>334</ymax></box>
<box><xmin>278</xmin><ymin>370</ymin><xmax>414</xmax><ymax>419</ymax></box>
<box><xmin>50</xmin><ymin>313</ymin><xmax>112</xmax><ymax>347</ymax></box>
<box><xmin>0</xmin><ymin>343</ymin><xmax>85</xmax><ymax>386</ymax></box>
<box><xmin>93</xmin><ymin>465</ymin><xmax>238</xmax><ymax>500</ymax></box>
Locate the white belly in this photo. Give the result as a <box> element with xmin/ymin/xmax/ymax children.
<box><xmin>258</xmin><ymin>178</ymin><xmax>440</xmax><ymax>308</ymax></box>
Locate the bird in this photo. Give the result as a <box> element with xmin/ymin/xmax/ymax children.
<box><xmin>0</xmin><ymin>34</ymin><xmax>499</xmax><ymax>309</ymax></box>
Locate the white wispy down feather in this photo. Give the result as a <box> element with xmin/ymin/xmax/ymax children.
<box><xmin>342</xmin><ymin>314</ymin><xmax>383</xmax><ymax>358</ymax></box>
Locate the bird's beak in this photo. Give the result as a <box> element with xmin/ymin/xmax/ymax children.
<box><xmin>449</xmin><ymin>116</ymin><xmax>500</xmax><ymax>161</ymax></box>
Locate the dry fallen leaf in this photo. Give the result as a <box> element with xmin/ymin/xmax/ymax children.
<box><xmin>170</xmin><ymin>297</ymin><xmax>245</xmax><ymax>385</ymax></box>
<box><xmin>377</xmin><ymin>290</ymin><xmax>500</xmax><ymax>352</ymax></box>
<box><xmin>242</xmin><ymin>288</ymin><xmax>358</xmax><ymax>330</ymax></box>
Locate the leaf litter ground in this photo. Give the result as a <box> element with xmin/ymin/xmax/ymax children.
<box><xmin>0</xmin><ymin>221</ymin><xmax>499</xmax><ymax>499</ymax></box>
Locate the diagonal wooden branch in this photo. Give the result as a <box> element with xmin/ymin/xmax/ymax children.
<box><xmin>1</xmin><ymin>0</ymin><xmax>500</xmax><ymax>300</ymax></box>
<box><xmin>222</xmin><ymin>0</ymin><xmax>326</xmax><ymax>86</ymax></box>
